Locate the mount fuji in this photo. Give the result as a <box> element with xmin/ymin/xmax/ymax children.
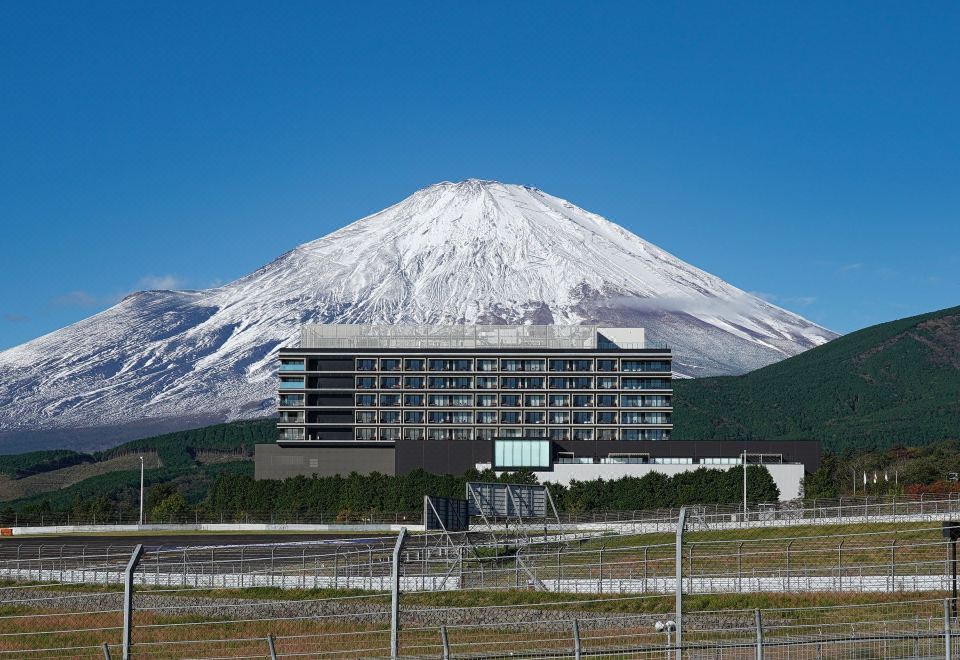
<box><xmin>0</xmin><ymin>180</ymin><xmax>836</xmax><ymax>451</ymax></box>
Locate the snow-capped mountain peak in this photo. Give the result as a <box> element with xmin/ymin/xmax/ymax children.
<box><xmin>0</xmin><ymin>180</ymin><xmax>836</xmax><ymax>451</ymax></box>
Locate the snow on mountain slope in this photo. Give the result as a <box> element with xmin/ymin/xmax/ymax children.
<box><xmin>0</xmin><ymin>180</ymin><xmax>837</xmax><ymax>451</ymax></box>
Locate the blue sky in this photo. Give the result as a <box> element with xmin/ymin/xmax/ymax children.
<box><xmin>1</xmin><ymin>2</ymin><xmax>957</xmax><ymax>350</ymax></box>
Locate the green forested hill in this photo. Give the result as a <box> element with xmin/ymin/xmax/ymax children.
<box><xmin>674</xmin><ymin>305</ymin><xmax>960</xmax><ymax>452</ymax></box>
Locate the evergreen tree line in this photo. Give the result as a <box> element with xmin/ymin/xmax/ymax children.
<box><xmin>1</xmin><ymin>464</ymin><xmax>780</xmax><ymax>524</ymax></box>
<box><xmin>204</xmin><ymin>465</ymin><xmax>779</xmax><ymax>520</ymax></box>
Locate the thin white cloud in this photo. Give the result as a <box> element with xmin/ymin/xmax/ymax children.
<box><xmin>1</xmin><ymin>313</ymin><xmax>29</xmax><ymax>323</ymax></box>
<box><xmin>138</xmin><ymin>274</ymin><xmax>186</xmax><ymax>290</ymax></box>
<box><xmin>839</xmin><ymin>262</ymin><xmax>864</xmax><ymax>272</ymax></box>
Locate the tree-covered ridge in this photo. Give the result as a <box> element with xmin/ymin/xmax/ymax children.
<box><xmin>673</xmin><ymin>305</ymin><xmax>960</xmax><ymax>452</ymax></box>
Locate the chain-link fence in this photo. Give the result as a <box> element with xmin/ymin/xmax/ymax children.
<box><xmin>3</xmin><ymin>504</ymin><xmax>960</xmax><ymax>657</ymax></box>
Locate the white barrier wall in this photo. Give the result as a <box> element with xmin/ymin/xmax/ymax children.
<box><xmin>501</xmin><ymin>462</ymin><xmax>806</xmax><ymax>501</ymax></box>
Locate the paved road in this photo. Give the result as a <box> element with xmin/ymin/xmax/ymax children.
<box><xmin>0</xmin><ymin>531</ymin><xmax>392</xmax><ymax>548</ymax></box>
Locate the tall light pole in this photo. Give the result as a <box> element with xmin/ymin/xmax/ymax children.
<box><xmin>139</xmin><ymin>456</ymin><xmax>144</xmax><ymax>526</ymax></box>
<box><xmin>742</xmin><ymin>449</ymin><xmax>748</xmax><ymax>524</ymax></box>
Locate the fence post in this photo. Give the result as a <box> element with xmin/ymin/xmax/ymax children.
<box><xmin>675</xmin><ymin>507</ymin><xmax>688</xmax><ymax>660</ymax></box>
<box><xmin>598</xmin><ymin>546</ymin><xmax>604</xmax><ymax>593</ymax></box>
<box><xmin>946</xmin><ymin>598</ymin><xmax>952</xmax><ymax>658</ymax></box>
<box><xmin>390</xmin><ymin>527</ymin><xmax>408</xmax><ymax>660</ymax></box>
<box><xmin>121</xmin><ymin>544</ymin><xmax>144</xmax><ymax>660</ymax></box>
<box><xmin>573</xmin><ymin>619</ymin><xmax>582</xmax><ymax>660</ymax></box>
<box><xmin>102</xmin><ymin>642</ymin><xmax>112</xmax><ymax>659</ymax></box>
<box><xmin>755</xmin><ymin>608</ymin><xmax>764</xmax><ymax>660</ymax></box>
<box><xmin>440</xmin><ymin>625</ymin><xmax>450</xmax><ymax>660</ymax></box>
<box><xmin>266</xmin><ymin>634</ymin><xmax>278</xmax><ymax>660</ymax></box>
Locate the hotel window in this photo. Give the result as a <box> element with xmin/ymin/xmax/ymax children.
<box><xmin>572</xmin><ymin>394</ymin><xmax>593</xmax><ymax>407</ymax></box>
<box><xmin>403</xmin><ymin>427</ymin><xmax>424</xmax><ymax>441</ymax></box>
<box><xmin>524</xmin><ymin>411</ymin><xmax>545</xmax><ymax>424</ymax></box>
<box><xmin>596</xmin><ymin>429</ymin><xmax>618</xmax><ymax>441</ymax></box>
<box><xmin>403</xmin><ymin>410</ymin><xmax>424</xmax><ymax>424</ymax></box>
<box><xmin>380</xmin><ymin>394</ymin><xmax>401</xmax><ymax>406</ymax></box>
<box><xmin>279</xmin><ymin>394</ymin><xmax>304</xmax><ymax>407</ymax></box>
<box><xmin>622</xmin><ymin>412</ymin><xmax>644</xmax><ymax>424</ymax></box>
<box><xmin>597</xmin><ymin>411</ymin><xmax>617</xmax><ymax>424</ymax></box>
<box><xmin>654</xmin><ymin>457</ymin><xmax>692</xmax><ymax>464</ymax></box>
<box><xmin>597</xmin><ymin>394</ymin><xmax>617</xmax><ymax>407</ymax></box>
<box><xmin>381</xmin><ymin>358</ymin><xmax>402</xmax><ymax>371</ymax></box>
<box><xmin>643</xmin><ymin>395</ymin><xmax>671</xmax><ymax>407</ymax></box>
<box><xmin>355</xmin><ymin>427</ymin><xmax>376</xmax><ymax>441</ymax></box>
<box><xmin>500</xmin><ymin>410</ymin><xmax>521</xmax><ymax>424</ymax></box>
<box><xmin>476</xmin><ymin>376</ymin><xmax>498</xmax><ymax>389</ymax></box>
<box><xmin>602</xmin><ymin>454</ymin><xmax>648</xmax><ymax>464</ymax></box>
<box><xmin>501</xmin><ymin>376</ymin><xmax>543</xmax><ymax>389</ymax></box>
<box><xmin>404</xmin><ymin>394</ymin><xmax>424</xmax><ymax>407</ymax></box>
<box><xmin>502</xmin><ymin>359</ymin><xmax>544</xmax><ymax>372</ymax></box>
<box><xmin>356</xmin><ymin>410</ymin><xmax>376</xmax><ymax>423</ymax></box>
<box><xmin>572</xmin><ymin>428</ymin><xmax>594</xmax><ymax>441</ymax></box>
<box><xmin>476</xmin><ymin>428</ymin><xmax>496</xmax><ymax>441</ymax></box>
<box><xmin>524</xmin><ymin>394</ymin><xmax>545</xmax><ymax>407</ymax></box>
<box><xmin>404</xmin><ymin>358</ymin><xmax>425</xmax><ymax>371</ymax></box>
<box><xmin>500</xmin><ymin>394</ymin><xmax>522</xmax><ymax>407</ymax></box>
<box><xmin>476</xmin><ymin>410</ymin><xmax>497</xmax><ymax>424</ymax></box>
<box><xmin>380</xmin><ymin>376</ymin><xmax>401</xmax><ymax>389</ymax></box>
<box><xmin>621</xmin><ymin>394</ymin><xmax>642</xmax><ymax>407</ymax></box>
<box><xmin>380</xmin><ymin>410</ymin><xmax>401</xmax><ymax>424</ymax></box>
<box><xmin>476</xmin><ymin>359</ymin><xmax>498</xmax><ymax>372</ymax></box>
<box><xmin>279</xmin><ymin>377</ymin><xmax>305</xmax><ymax>389</ymax></box>
<box><xmin>428</xmin><ymin>428</ymin><xmax>472</xmax><ymax>441</ymax></box>
<box><xmin>549</xmin><ymin>377</ymin><xmax>593</xmax><ymax>389</ymax></box>
<box><xmin>622</xmin><ymin>429</ymin><xmax>670</xmax><ymax>441</ymax></box>
<box><xmin>429</xmin><ymin>376</ymin><xmax>472</xmax><ymax>389</ymax></box>
<box><xmin>700</xmin><ymin>457</ymin><xmax>740</xmax><ymax>465</ymax></box>
<box><xmin>279</xmin><ymin>428</ymin><xmax>305</xmax><ymax>441</ymax></box>
<box><xmin>549</xmin><ymin>359</ymin><xmax>593</xmax><ymax>372</ymax></box>
<box><xmin>279</xmin><ymin>411</ymin><xmax>304</xmax><ymax>423</ymax></box>
<box><xmin>572</xmin><ymin>411</ymin><xmax>593</xmax><ymax>424</ymax></box>
<box><xmin>428</xmin><ymin>394</ymin><xmax>473</xmax><ymax>407</ymax></box>
<box><xmin>596</xmin><ymin>359</ymin><xmax>617</xmax><ymax>372</ymax></box>
<box><xmin>623</xmin><ymin>377</ymin><xmax>670</xmax><ymax>390</ymax></box>
<box><xmin>356</xmin><ymin>394</ymin><xmax>376</xmax><ymax>407</ymax></box>
<box><xmin>548</xmin><ymin>411</ymin><xmax>570</xmax><ymax>424</ymax></box>
<box><xmin>429</xmin><ymin>359</ymin><xmax>472</xmax><ymax>371</ymax></box>
<box><xmin>523</xmin><ymin>427</ymin><xmax>548</xmax><ymax>437</ymax></box>
<box><xmin>549</xmin><ymin>394</ymin><xmax>570</xmax><ymax>407</ymax></box>
<box><xmin>280</xmin><ymin>359</ymin><xmax>305</xmax><ymax>372</ymax></box>
<box><xmin>499</xmin><ymin>427</ymin><xmax>523</xmax><ymax>438</ymax></box>
<box><xmin>380</xmin><ymin>428</ymin><xmax>401</xmax><ymax>441</ymax></box>
<box><xmin>549</xmin><ymin>427</ymin><xmax>571</xmax><ymax>441</ymax></box>
<box><xmin>597</xmin><ymin>376</ymin><xmax>618</xmax><ymax>390</ymax></box>
<box><xmin>356</xmin><ymin>359</ymin><xmax>377</xmax><ymax>371</ymax></box>
<box><xmin>356</xmin><ymin>376</ymin><xmax>376</xmax><ymax>389</ymax></box>
<box><xmin>493</xmin><ymin>439</ymin><xmax>550</xmax><ymax>469</ymax></box>
<box><xmin>404</xmin><ymin>376</ymin><xmax>424</xmax><ymax>389</ymax></box>
<box><xmin>476</xmin><ymin>394</ymin><xmax>497</xmax><ymax>407</ymax></box>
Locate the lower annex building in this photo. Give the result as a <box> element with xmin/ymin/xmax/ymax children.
<box><xmin>253</xmin><ymin>325</ymin><xmax>818</xmax><ymax>500</ymax></box>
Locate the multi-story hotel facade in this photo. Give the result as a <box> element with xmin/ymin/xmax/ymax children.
<box><xmin>254</xmin><ymin>325</ymin><xmax>817</xmax><ymax>499</ymax></box>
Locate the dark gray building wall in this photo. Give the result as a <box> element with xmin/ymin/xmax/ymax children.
<box><xmin>254</xmin><ymin>443</ymin><xmax>396</xmax><ymax>479</ymax></box>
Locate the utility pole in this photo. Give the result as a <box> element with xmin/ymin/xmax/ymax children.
<box><xmin>742</xmin><ymin>449</ymin><xmax>748</xmax><ymax>524</ymax></box>
<box><xmin>139</xmin><ymin>456</ymin><xmax>144</xmax><ymax>526</ymax></box>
